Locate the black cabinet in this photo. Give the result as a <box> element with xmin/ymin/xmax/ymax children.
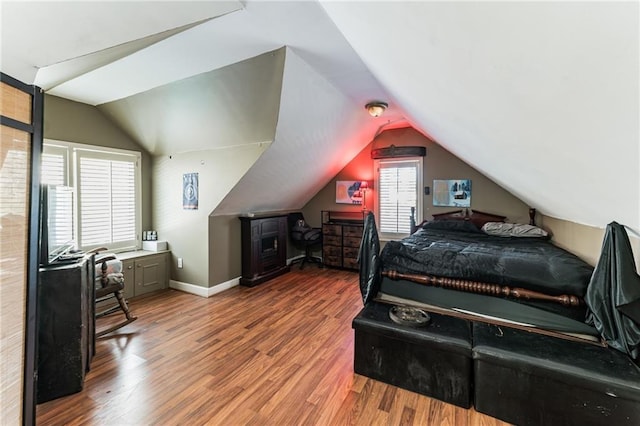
<box><xmin>37</xmin><ymin>255</ymin><xmax>95</xmax><ymax>403</ymax></box>
<box><xmin>239</xmin><ymin>214</ymin><xmax>290</xmax><ymax>287</ymax></box>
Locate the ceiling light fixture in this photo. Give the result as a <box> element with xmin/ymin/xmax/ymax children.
<box><xmin>365</xmin><ymin>101</ymin><xmax>388</xmax><ymax>117</ymax></box>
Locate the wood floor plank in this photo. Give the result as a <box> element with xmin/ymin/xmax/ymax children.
<box><xmin>36</xmin><ymin>267</ymin><xmax>509</xmax><ymax>425</ymax></box>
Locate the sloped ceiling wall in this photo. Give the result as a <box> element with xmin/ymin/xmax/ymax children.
<box><xmin>3</xmin><ymin>1</ymin><xmax>638</xmax><ymax>232</ymax></box>
<box><xmin>98</xmin><ymin>49</ymin><xmax>286</xmax><ymax>155</ymax></box>
<box><xmin>213</xmin><ymin>48</ymin><xmax>383</xmax><ymax>215</ymax></box>
<box><xmin>1</xmin><ymin>1</ymin><xmax>242</xmax><ymax>85</ymax></box>
<box><xmin>320</xmin><ymin>1</ymin><xmax>639</xmax><ymax>230</ymax></box>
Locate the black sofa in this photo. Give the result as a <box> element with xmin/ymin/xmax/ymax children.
<box><xmin>353</xmin><ymin>301</ymin><xmax>640</xmax><ymax>426</ymax></box>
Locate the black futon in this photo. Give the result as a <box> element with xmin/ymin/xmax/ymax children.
<box><xmin>473</xmin><ymin>322</ymin><xmax>640</xmax><ymax>426</ymax></box>
<box><xmin>352</xmin><ymin>302</ymin><xmax>640</xmax><ymax>425</ymax></box>
<box><xmin>353</xmin><ymin>300</ymin><xmax>472</xmax><ymax>408</ymax></box>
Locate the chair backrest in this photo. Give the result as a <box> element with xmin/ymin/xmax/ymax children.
<box><xmin>287</xmin><ymin>212</ymin><xmax>305</xmax><ymax>231</ymax></box>
<box><xmin>287</xmin><ymin>212</ymin><xmax>320</xmax><ymax>249</ymax></box>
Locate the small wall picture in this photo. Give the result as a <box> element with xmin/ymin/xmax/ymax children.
<box><xmin>433</xmin><ymin>179</ymin><xmax>471</xmax><ymax>207</ymax></box>
<box><xmin>183</xmin><ymin>172</ymin><xmax>199</xmax><ymax>210</ymax></box>
<box><xmin>336</xmin><ymin>180</ymin><xmax>364</xmax><ymax>205</ymax></box>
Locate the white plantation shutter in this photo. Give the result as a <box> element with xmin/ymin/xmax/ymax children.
<box><xmin>42</xmin><ymin>140</ymin><xmax>141</xmax><ymax>252</ymax></box>
<box><xmin>41</xmin><ymin>148</ymin><xmax>74</xmax><ymax>247</ymax></box>
<box><xmin>41</xmin><ymin>147</ymin><xmax>67</xmax><ymax>186</ymax></box>
<box><xmin>48</xmin><ymin>186</ymin><xmax>74</xmax><ymax>247</ymax></box>
<box><xmin>77</xmin><ymin>151</ymin><xmax>138</xmax><ymax>250</ymax></box>
<box><xmin>376</xmin><ymin>158</ymin><xmax>422</xmax><ymax>239</ymax></box>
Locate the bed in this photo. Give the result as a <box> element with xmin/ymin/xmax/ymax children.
<box><xmin>360</xmin><ymin>208</ymin><xmax>601</xmax><ymax>344</ymax></box>
<box><xmin>355</xmin><ymin>209</ymin><xmax>640</xmax><ymax>424</ymax></box>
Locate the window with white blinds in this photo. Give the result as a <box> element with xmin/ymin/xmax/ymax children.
<box><xmin>41</xmin><ymin>140</ymin><xmax>141</xmax><ymax>252</ymax></box>
<box><xmin>375</xmin><ymin>157</ymin><xmax>422</xmax><ymax>239</ymax></box>
<box><xmin>41</xmin><ymin>146</ymin><xmax>74</xmax><ymax>248</ymax></box>
<box><xmin>41</xmin><ymin>144</ymin><xmax>68</xmax><ymax>186</ymax></box>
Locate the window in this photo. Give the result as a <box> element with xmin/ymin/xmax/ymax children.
<box><xmin>41</xmin><ymin>140</ymin><xmax>141</xmax><ymax>252</ymax></box>
<box><xmin>375</xmin><ymin>157</ymin><xmax>423</xmax><ymax>240</ymax></box>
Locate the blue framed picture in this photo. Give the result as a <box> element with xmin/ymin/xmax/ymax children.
<box><xmin>183</xmin><ymin>173</ymin><xmax>199</xmax><ymax>210</ymax></box>
<box><xmin>433</xmin><ymin>179</ymin><xmax>471</xmax><ymax>207</ymax></box>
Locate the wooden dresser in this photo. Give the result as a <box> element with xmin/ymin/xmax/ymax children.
<box><xmin>321</xmin><ymin>211</ymin><xmax>364</xmax><ymax>270</ymax></box>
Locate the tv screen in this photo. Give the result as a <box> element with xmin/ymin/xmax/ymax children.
<box><xmin>39</xmin><ymin>184</ymin><xmax>75</xmax><ymax>266</ymax></box>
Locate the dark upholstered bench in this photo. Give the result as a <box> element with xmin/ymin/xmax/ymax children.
<box><xmin>352</xmin><ymin>302</ymin><xmax>473</xmax><ymax>408</ymax></box>
<box><xmin>472</xmin><ymin>322</ymin><xmax>640</xmax><ymax>426</ymax></box>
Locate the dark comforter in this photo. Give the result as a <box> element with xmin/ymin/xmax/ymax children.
<box><xmin>380</xmin><ymin>225</ymin><xmax>594</xmax><ymax>297</ymax></box>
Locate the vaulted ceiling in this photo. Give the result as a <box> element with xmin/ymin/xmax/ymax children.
<box><xmin>2</xmin><ymin>1</ymin><xmax>638</xmax><ymax>230</ymax></box>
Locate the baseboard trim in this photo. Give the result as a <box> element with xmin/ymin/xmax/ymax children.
<box><xmin>287</xmin><ymin>254</ymin><xmax>304</xmax><ymax>265</ymax></box>
<box><xmin>169</xmin><ymin>277</ymin><xmax>241</xmax><ymax>298</ymax></box>
<box><xmin>207</xmin><ymin>277</ymin><xmax>240</xmax><ymax>297</ymax></box>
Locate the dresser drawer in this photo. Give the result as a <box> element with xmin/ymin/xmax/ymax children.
<box><xmin>344</xmin><ymin>225</ymin><xmax>363</xmax><ymax>238</ymax></box>
<box><xmin>343</xmin><ymin>246</ymin><xmax>359</xmax><ymax>259</ymax></box>
<box><xmin>321</xmin><ymin>213</ymin><xmax>364</xmax><ymax>270</ymax></box>
<box><xmin>324</xmin><ymin>235</ymin><xmax>342</xmax><ymax>247</ymax></box>
<box><xmin>323</xmin><ymin>245</ymin><xmax>342</xmax><ymax>257</ymax></box>
<box><xmin>344</xmin><ymin>236</ymin><xmax>361</xmax><ymax>248</ymax></box>
<box><xmin>323</xmin><ymin>224</ymin><xmax>342</xmax><ymax>236</ymax></box>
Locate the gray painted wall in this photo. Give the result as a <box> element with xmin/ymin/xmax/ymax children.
<box><xmin>43</xmin><ymin>94</ymin><xmax>153</xmax><ymax>233</ymax></box>
<box><xmin>153</xmin><ymin>144</ymin><xmax>270</xmax><ymax>287</ymax></box>
<box><xmin>303</xmin><ymin>127</ymin><xmax>530</xmax><ymax>231</ymax></box>
<box><xmin>208</xmin><ymin>214</ymin><xmax>243</xmax><ymax>287</ymax></box>
<box><xmin>45</xmin><ymin>96</ymin><xmax>637</xmax><ymax>289</ymax></box>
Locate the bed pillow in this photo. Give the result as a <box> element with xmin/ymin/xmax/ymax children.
<box><xmin>482</xmin><ymin>222</ymin><xmax>549</xmax><ymax>238</ymax></box>
<box><xmin>422</xmin><ymin>219</ymin><xmax>481</xmax><ymax>233</ymax></box>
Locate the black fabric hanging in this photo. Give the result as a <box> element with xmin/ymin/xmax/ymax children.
<box><xmin>358</xmin><ymin>212</ymin><xmax>381</xmax><ymax>304</ymax></box>
<box><xmin>585</xmin><ymin>221</ymin><xmax>640</xmax><ymax>361</ymax></box>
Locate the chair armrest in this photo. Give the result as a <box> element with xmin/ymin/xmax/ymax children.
<box><xmin>96</xmin><ymin>254</ymin><xmax>117</xmax><ymax>266</ymax></box>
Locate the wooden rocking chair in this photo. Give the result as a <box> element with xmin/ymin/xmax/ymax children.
<box><xmin>94</xmin><ymin>250</ymin><xmax>137</xmax><ymax>337</ymax></box>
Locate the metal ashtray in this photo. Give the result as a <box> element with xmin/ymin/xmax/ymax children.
<box><xmin>389</xmin><ymin>305</ymin><xmax>431</xmax><ymax>327</ymax></box>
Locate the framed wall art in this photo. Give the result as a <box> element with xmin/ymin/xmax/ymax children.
<box><xmin>183</xmin><ymin>172</ymin><xmax>199</xmax><ymax>210</ymax></box>
<box><xmin>433</xmin><ymin>179</ymin><xmax>471</xmax><ymax>207</ymax></box>
<box><xmin>336</xmin><ymin>180</ymin><xmax>364</xmax><ymax>205</ymax></box>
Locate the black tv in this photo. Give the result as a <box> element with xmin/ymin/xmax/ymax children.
<box><xmin>39</xmin><ymin>184</ymin><xmax>75</xmax><ymax>266</ymax></box>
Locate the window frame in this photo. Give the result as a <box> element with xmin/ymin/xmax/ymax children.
<box><xmin>374</xmin><ymin>156</ymin><xmax>423</xmax><ymax>241</ymax></box>
<box><xmin>42</xmin><ymin>139</ymin><xmax>142</xmax><ymax>253</ymax></box>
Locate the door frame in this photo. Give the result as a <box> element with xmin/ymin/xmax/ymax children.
<box><xmin>1</xmin><ymin>71</ymin><xmax>44</xmax><ymax>426</ymax></box>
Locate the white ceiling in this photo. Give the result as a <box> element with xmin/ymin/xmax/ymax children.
<box><xmin>2</xmin><ymin>1</ymin><xmax>638</xmax><ymax>230</ymax></box>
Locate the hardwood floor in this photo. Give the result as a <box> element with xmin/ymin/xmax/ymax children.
<box><xmin>36</xmin><ymin>267</ymin><xmax>509</xmax><ymax>425</ymax></box>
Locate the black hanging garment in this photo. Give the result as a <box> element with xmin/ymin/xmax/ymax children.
<box><xmin>358</xmin><ymin>212</ymin><xmax>381</xmax><ymax>305</ymax></box>
<box><xmin>585</xmin><ymin>221</ymin><xmax>640</xmax><ymax>361</ymax></box>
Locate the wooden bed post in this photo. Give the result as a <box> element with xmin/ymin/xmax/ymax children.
<box><xmin>383</xmin><ymin>270</ymin><xmax>582</xmax><ymax>307</ymax></box>
<box><xmin>529</xmin><ymin>208</ymin><xmax>536</xmax><ymax>225</ymax></box>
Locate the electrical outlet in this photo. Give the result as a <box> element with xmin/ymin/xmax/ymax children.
<box><xmin>177</xmin><ymin>258</ymin><xmax>183</xmax><ymax>269</ymax></box>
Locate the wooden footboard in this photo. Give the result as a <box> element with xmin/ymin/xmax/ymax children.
<box><xmin>383</xmin><ymin>270</ymin><xmax>583</xmax><ymax>307</ymax></box>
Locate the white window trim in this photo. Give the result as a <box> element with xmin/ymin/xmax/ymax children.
<box><xmin>43</xmin><ymin>139</ymin><xmax>142</xmax><ymax>253</ymax></box>
<box><xmin>374</xmin><ymin>156</ymin><xmax>423</xmax><ymax>241</ymax></box>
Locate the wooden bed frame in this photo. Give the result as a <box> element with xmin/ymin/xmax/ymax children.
<box><xmin>398</xmin><ymin>208</ymin><xmax>581</xmax><ymax>306</ymax></box>
<box><xmin>410</xmin><ymin>208</ymin><xmax>536</xmax><ymax>234</ymax></box>
<box><xmin>411</xmin><ymin>208</ymin><xmax>503</xmax><ymax>234</ymax></box>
